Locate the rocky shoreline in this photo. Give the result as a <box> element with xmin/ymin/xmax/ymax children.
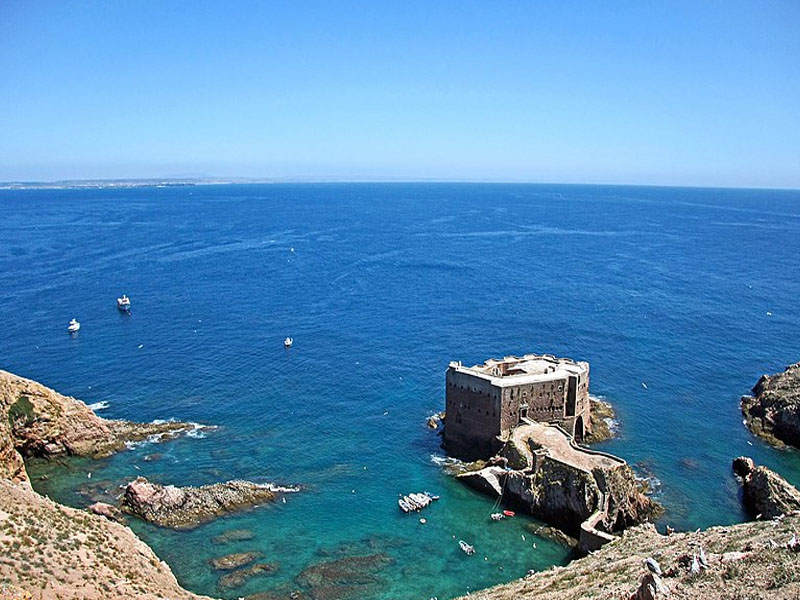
<box><xmin>456</xmin><ymin>492</ymin><xmax>800</xmax><ymax>600</ymax></box>
<box><xmin>1</xmin><ymin>369</ymin><xmax>203</xmax><ymax>483</ymax></box>
<box><xmin>454</xmin><ymin>421</ymin><xmax>660</xmax><ymax>552</ymax></box>
<box><xmin>0</xmin><ymin>369</ymin><xmax>297</xmax><ymax>600</ymax></box>
<box><xmin>733</xmin><ymin>456</ymin><xmax>800</xmax><ymax>520</ymax></box>
<box><xmin>4</xmin><ymin>368</ymin><xmax>800</xmax><ymax>599</ymax></box>
<box><xmin>742</xmin><ymin>362</ymin><xmax>800</xmax><ymax>449</ymax></box>
<box><xmin>122</xmin><ymin>476</ymin><xmax>299</xmax><ymax>529</ymax></box>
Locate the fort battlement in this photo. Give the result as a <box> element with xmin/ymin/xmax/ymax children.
<box><xmin>444</xmin><ymin>353</ymin><xmax>591</xmax><ymax>460</ymax></box>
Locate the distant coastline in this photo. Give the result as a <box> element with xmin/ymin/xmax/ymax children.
<box><xmin>2</xmin><ymin>178</ymin><xmax>799</xmax><ymax>192</ymax></box>
<box><xmin>0</xmin><ymin>179</ymin><xmax>205</xmax><ymax>191</ymax></box>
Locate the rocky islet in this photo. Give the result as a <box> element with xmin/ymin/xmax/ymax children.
<box><xmin>121</xmin><ymin>476</ymin><xmax>298</xmax><ymax>529</ymax></box>
<box><xmin>742</xmin><ymin>362</ymin><xmax>800</xmax><ymax>449</ymax></box>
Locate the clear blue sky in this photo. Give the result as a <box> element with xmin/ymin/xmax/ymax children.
<box><xmin>1</xmin><ymin>1</ymin><xmax>798</xmax><ymax>187</ymax></box>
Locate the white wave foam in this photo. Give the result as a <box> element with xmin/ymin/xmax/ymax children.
<box><xmin>259</xmin><ymin>483</ymin><xmax>301</xmax><ymax>493</ymax></box>
<box><xmin>430</xmin><ymin>453</ymin><xmax>463</xmax><ymax>467</ymax></box>
<box><xmin>87</xmin><ymin>401</ymin><xmax>110</xmax><ymax>411</ymax></box>
<box><xmin>124</xmin><ymin>421</ymin><xmax>216</xmax><ymax>449</ymax></box>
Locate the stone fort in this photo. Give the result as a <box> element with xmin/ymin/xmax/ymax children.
<box><xmin>444</xmin><ymin>353</ymin><xmax>591</xmax><ymax>459</ymax></box>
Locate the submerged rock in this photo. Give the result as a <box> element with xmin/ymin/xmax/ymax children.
<box><xmin>212</xmin><ymin>528</ymin><xmax>256</xmax><ymax>544</ymax></box>
<box><xmin>296</xmin><ymin>553</ymin><xmax>392</xmax><ymax>599</ymax></box>
<box><xmin>732</xmin><ymin>456</ymin><xmax>800</xmax><ymax>519</ymax></box>
<box><xmin>210</xmin><ymin>551</ymin><xmax>262</xmax><ymax>571</ymax></box>
<box><xmin>741</xmin><ymin>362</ymin><xmax>800</xmax><ymax>448</ymax></box>
<box><xmin>244</xmin><ymin>589</ymin><xmax>307</xmax><ymax>600</ymax></box>
<box><xmin>218</xmin><ymin>563</ymin><xmax>278</xmax><ymax>591</ymax></box>
<box><xmin>122</xmin><ymin>476</ymin><xmax>297</xmax><ymax>528</ymax></box>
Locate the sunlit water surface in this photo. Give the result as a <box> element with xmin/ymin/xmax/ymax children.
<box><xmin>3</xmin><ymin>183</ymin><xmax>800</xmax><ymax>599</ymax></box>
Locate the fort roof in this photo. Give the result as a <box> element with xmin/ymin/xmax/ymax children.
<box><xmin>448</xmin><ymin>353</ymin><xmax>588</xmax><ymax>387</ymax></box>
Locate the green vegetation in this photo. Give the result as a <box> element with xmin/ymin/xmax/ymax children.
<box><xmin>7</xmin><ymin>395</ymin><xmax>35</xmax><ymax>427</ymax></box>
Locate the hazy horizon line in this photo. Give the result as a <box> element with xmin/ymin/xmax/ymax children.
<box><xmin>1</xmin><ymin>175</ymin><xmax>799</xmax><ymax>193</ymax></box>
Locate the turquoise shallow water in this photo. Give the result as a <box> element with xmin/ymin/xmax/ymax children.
<box><xmin>3</xmin><ymin>183</ymin><xmax>800</xmax><ymax>598</ymax></box>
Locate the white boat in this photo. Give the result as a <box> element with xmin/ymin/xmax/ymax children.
<box><xmin>459</xmin><ymin>540</ymin><xmax>475</xmax><ymax>555</ymax></box>
<box><xmin>117</xmin><ymin>294</ymin><xmax>131</xmax><ymax>312</ymax></box>
<box><xmin>67</xmin><ymin>318</ymin><xmax>80</xmax><ymax>333</ymax></box>
<box><xmin>410</xmin><ymin>493</ymin><xmax>431</xmax><ymax>508</ymax></box>
<box><xmin>398</xmin><ymin>498</ymin><xmax>411</xmax><ymax>513</ymax></box>
<box><xmin>490</xmin><ymin>512</ymin><xmax>505</xmax><ymax>521</ymax></box>
<box><xmin>284</xmin><ymin>337</ymin><xmax>293</xmax><ymax>348</ymax></box>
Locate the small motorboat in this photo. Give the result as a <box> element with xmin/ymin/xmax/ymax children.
<box><xmin>490</xmin><ymin>512</ymin><xmax>505</xmax><ymax>521</ymax></box>
<box><xmin>410</xmin><ymin>493</ymin><xmax>431</xmax><ymax>508</ymax></box>
<box><xmin>398</xmin><ymin>498</ymin><xmax>411</xmax><ymax>513</ymax></box>
<box><xmin>502</xmin><ymin>510</ymin><xmax>515</xmax><ymax>517</ymax></box>
<box><xmin>67</xmin><ymin>318</ymin><xmax>80</xmax><ymax>333</ymax></box>
<box><xmin>459</xmin><ymin>540</ymin><xmax>475</xmax><ymax>555</ymax></box>
<box><xmin>284</xmin><ymin>337</ymin><xmax>293</xmax><ymax>348</ymax></box>
<box><xmin>117</xmin><ymin>294</ymin><xmax>131</xmax><ymax>312</ymax></box>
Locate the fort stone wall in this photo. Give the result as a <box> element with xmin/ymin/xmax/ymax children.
<box><xmin>444</xmin><ymin>354</ymin><xmax>592</xmax><ymax>460</ymax></box>
<box><xmin>445</xmin><ymin>368</ymin><xmax>503</xmax><ymax>459</ymax></box>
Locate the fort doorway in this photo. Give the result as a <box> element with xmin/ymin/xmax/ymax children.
<box><xmin>574</xmin><ymin>416</ymin><xmax>585</xmax><ymax>442</ymax></box>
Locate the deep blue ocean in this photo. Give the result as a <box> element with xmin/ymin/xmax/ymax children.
<box><xmin>2</xmin><ymin>183</ymin><xmax>799</xmax><ymax>599</ymax></box>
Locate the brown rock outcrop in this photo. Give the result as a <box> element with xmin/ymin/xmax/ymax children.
<box><xmin>426</xmin><ymin>411</ymin><xmax>445</xmax><ymax>430</ymax></box>
<box><xmin>87</xmin><ymin>501</ymin><xmax>126</xmax><ymax>524</ymax></box>
<box><xmin>741</xmin><ymin>362</ymin><xmax>800</xmax><ymax>448</ymax></box>
<box><xmin>584</xmin><ymin>396</ymin><xmax>617</xmax><ymax>444</ymax></box>
<box><xmin>732</xmin><ymin>456</ymin><xmax>800</xmax><ymax>519</ymax></box>
<box><xmin>1</xmin><ymin>369</ymin><xmax>201</xmax><ymax>481</ymax></box>
<box><xmin>122</xmin><ymin>476</ymin><xmax>298</xmax><ymax>529</ymax></box>
<box><xmin>456</xmin><ymin>423</ymin><xmax>660</xmax><ymax>550</ymax></box>
<box><xmin>0</xmin><ymin>370</ymin><xmax>212</xmax><ymax>599</ymax></box>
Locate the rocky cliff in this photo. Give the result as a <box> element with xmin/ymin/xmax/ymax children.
<box><xmin>456</xmin><ymin>512</ymin><xmax>800</xmax><ymax>600</ymax></box>
<box><xmin>0</xmin><ymin>479</ymin><xmax>211</xmax><ymax>600</ymax></box>
<box><xmin>733</xmin><ymin>456</ymin><xmax>800</xmax><ymax>519</ymax></box>
<box><xmin>742</xmin><ymin>362</ymin><xmax>800</xmax><ymax>448</ymax></box>
<box><xmin>1</xmin><ymin>369</ymin><xmax>198</xmax><ymax>482</ymax></box>
<box><xmin>457</xmin><ymin>424</ymin><xmax>660</xmax><ymax>550</ymax></box>
<box><xmin>0</xmin><ymin>370</ymin><xmax>211</xmax><ymax>600</ymax></box>
<box><xmin>459</xmin><ymin>461</ymin><xmax>800</xmax><ymax>600</ymax></box>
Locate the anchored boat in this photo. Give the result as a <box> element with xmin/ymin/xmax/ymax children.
<box><xmin>397</xmin><ymin>491</ymin><xmax>438</xmax><ymax>513</ymax></box>
<box><xmin>117</xmin><ymin>294</ymin><xmax>131</xmax><ymax>312</ymax></box>
<box><xmin>67</xmin><ymin>318</ymin><xmax>80</xmax><ymax>333</ymax></box>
